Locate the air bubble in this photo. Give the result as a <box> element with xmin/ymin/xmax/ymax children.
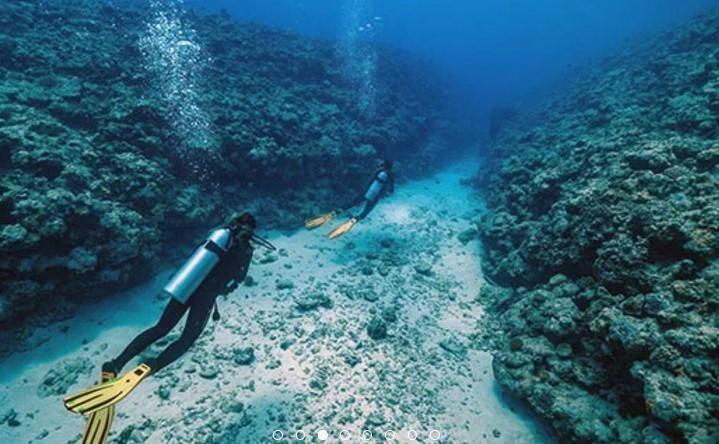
<box><xmin>338</xmin><ymin>0</ymin><xmax>378</xmax><ymax>116</ymax></box>
<box><xmin>139</xmin><ymin>0</ymin><xmax>218</xmax><ymax>172</ymax></box>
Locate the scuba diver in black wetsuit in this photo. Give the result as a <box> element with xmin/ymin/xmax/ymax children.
<box><xmin>63</xmin><ymin>212</ymin><xmax>276</xmax><ymax>421</ymax></box>
<box><xmin>306</xmin><ymin>160</ymin><xmax>395</xmax><ymax>239</ymax></box>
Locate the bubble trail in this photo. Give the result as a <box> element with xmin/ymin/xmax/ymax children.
<box><xmin>139</xmin><ymin>0</ymin><xmax>217</xmax><ymax>159</ymax></box>
<box><xmin>338</xmin><ymin>0</ymin><xmax>378</xmax><ymax>117</ymax></box>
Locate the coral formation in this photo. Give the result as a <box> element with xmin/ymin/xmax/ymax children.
<box><xmin>0</xmin><ymin>0</ymin><xmax>459</xmax><ymax>331</ymax></box>
<box><xmin>476</xmin><ymin>10</ymin><xmax>719</xmax><ymax>444</ymax></box>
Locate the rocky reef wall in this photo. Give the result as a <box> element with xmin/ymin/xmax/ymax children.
<box><xmin>0</xmin><ymin>0</ymin><xmax>461</xmax><ymax>329</ymax></box>
<box><xmin>476</xmin><ymin>10</ymin><xmax>719</xmax><ymax>444</ymax></box>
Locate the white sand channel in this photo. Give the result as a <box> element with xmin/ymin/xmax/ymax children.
<box><xmin>0</xmin><ymin>160</ymin><xmax>554</xmax><ymax>444</ymax></box>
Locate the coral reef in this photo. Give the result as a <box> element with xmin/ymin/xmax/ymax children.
<box><xmin>0</xmin><ymin>0</ymin><xmax>460</xmax><ymax>330</ymax></box>
<box><xmin>476</xmin><ymin>10</ymin><xmax>719</xmax><ymax>444</ymax></box>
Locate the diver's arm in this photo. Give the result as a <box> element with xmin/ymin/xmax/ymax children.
<box><xmin>209</xmin><ymin>243</ymin><xmax>253</xmax><ymax>296</ymax></box>
<box><xmin>236</xmin><ymin>248</ymin><xmax>253</xmax><ymax>283</ymax></box>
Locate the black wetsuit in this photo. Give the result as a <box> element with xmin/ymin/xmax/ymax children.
<box><xmin>342</xmin><ymin>168</ymin><xmax>394</xmax><ymax>220</ymax></box>
<box><xmin>109</xmin><ymin>234</ymin><xmax>253</xmax><ymax>374</ymax></box>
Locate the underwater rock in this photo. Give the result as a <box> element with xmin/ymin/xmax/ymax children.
<box><xmin>625</xmin><ymin>150</ymin><xmax>674</xmax><ymax>173</ymax></box>
<box><xmin>439</xmin><ymin>337</ymin><xmax>467</xmax><ymax>358</ymax></box>
<box><xmin>696</xmin><ymin>145</ymin><xmax>719</xmax><ymax>170</ymax></box>
<box><xmin>555</xmin><ymin>343</ymin><xmax>573</xmax><ymax>358</ymax></box>
<box><xmin>0</xmin><ymin>0</ymin><xmax>462</xmax><ymax>330</ymax></box>
<box><xmin>220</xmin><ymin>399</ymin><xmax>245</xmax><ymax>414</ymax></box>
<box><xmin>457</xmin><ymin>226</ymin><xmax>479</xmax><ymax>244</ymax></box>
<box><xmin>217</xmin><ymin>412</ymin><xmax>253</xmax><ymax>441</ymax></box>
<box><xmin>414</xmin><ymin>261</ymin><xmax>433</xmax><ymax>276</ymax></box>
<box><xmin>156</xmin><ymin>385</ymin><xmax>171</xmax><ymax>400</ymax></box>
<box><xmin>380</xmin><ymin>306</ymin><xmax>397</xmax><ymax>323</ymax></box>
<box><xmin>362</xmin><ymin>290</ymin><xmax>381</xmax><ymax>302</ymax></box>
<box><xmin>342</xmin><ymin>351</ymin><xmax>361</xmax><ymax>367</ymax></box>
<box><xmin>258</xmin><ymin>252</ymin><xmax>278</xmax><ymax>264</ymax></box>
<box><xmin>509</xmin><ymin>337</ymin><xmax>524</xmax><ymax>352</ymax></box>
<box><xmin>367</xmin><ymin>316</ymin><xmax>387</xmax><ymax>340</ymax></box>
<box><xmin>199</xmin><ymin>366</ymin><xmax>219</xmax><ymax>379</ymax></box>
<box><xmin>233</xmin><ymin>346</ymin><xmax>255</xmax><ymax>366</ymax></box>
<box><xmin>0</xmin><ymin>35</ymin><xmax>17</xmax><ymax>59</ymax></box>
<box><xmin>294</xmin><ymin>292</ymin><xmax>333</xmax><ymax>312</ymax></box>
<box><xmin>309</xmin><ymin>366</ymin><xmax>331</xmax><ymax>391</ymax></box>
<box><xmin>0</xmin><ymin>408</ymin><xmax>18</xmax><ymax>426</ymax></box>
<box><xmin>365</xmin><ymin>412</ymin><xmax>387</xmax><ymax>426</ymax></box>
<box><xmin>476</xmin><ymin>9</ymin><xmax>719</xmax><ymax>443</ymax></box>
<box><xmin>276</xmin><ymin>279</ymin><xmax>295</xmax><ymax>290</ymax></box>
<box><xmin>37</xmin><ymin>357</ymin><xmax>93</xmax><ymax>398</ymax></box>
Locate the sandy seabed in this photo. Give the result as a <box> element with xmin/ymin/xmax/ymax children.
<box><xmin>0</xmin><ymin>160</ymin><xmax>554</xmax><ymax>444</ymax></box>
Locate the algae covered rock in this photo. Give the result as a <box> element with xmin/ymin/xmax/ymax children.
<box><xmin>295</xmin><ymin>292</ymin><xmax>333</xmax><ymax>312</ymax></box>
<box><xmin>37</xmin><ymin>357</ymin><xmax>93</xmax><ymax>398</ymax></box>
<box><xmin>476</xmin><ymin>9</ymin><xmax>719</xmax><ymax>443</ymax></box>
<box><xmin>233</xmin><ymin>347</ymin><xmax>255</xmax><ymax>366</ymax></box>
<box><xmin>367</xmin><ymin>316</ymin><xmax>387</xmax><ymax>340</ymax></box>
<box><xmin>0</xmin><ymin>0</ymin><xmax>461</xmax><ymax>333</ymax></box>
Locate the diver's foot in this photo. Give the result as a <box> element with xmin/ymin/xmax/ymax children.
<box><xmin>143</xmin><ymin>358</ymin><xmax>158</xmax><ymax>371</ymax></box>
<box><xmin>101</xmin><ymin>360</ymin><xmax>118</xmax><ymax>380</ymax></box>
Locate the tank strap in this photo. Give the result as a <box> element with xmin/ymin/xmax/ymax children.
<box><xmin>205</xmin><ymin>240</ymin><xmax>228</xmax><ymax>258</ymax></box>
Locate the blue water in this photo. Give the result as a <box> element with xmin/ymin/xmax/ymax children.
<box><xmin>184</xmin><ymin>0</ymin><xmax>719</xmax><ymax>116</ymax></box>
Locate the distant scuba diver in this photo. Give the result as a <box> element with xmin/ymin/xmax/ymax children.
<box><xmin>306</xmin><ymin>159</ymin><xmax>395</xmax><ymax>239</ymax></box>
<box><xmin>63</xmin><ymin>212</ymin><xmax>276</xmax><ymax>442</ymax></box>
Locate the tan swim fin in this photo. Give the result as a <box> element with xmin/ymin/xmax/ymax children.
<box><xmin>80</xmin><ymin>370</ymin><xmax>117</xmax><ymax>444</ymax></box>
<box><xmin>305</xmin><ymin>211</ymin><xmax>336</xmax><ymax>229</ymax></box>
<box><xmin>64</xmin><ymin>364</ymin><xmax>151</xmax><ymax>415</ymax></box>
<box><xmin>81</xmin><ymin>404</ymin><xmax>114</xmax><ymax>444</ymax></box>
<box><xmin>328</xmin><ymin>218</ymin><xmax>357</xmax><ymax>239</ymax></box>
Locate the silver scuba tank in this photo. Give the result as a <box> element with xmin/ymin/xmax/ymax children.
<box><xmin>163</xmin><ymin>228</ymin><xmax>233</xmax><ymax>304</ymax></box>
<box><xmin>364</xmin><ymin>170</ymin><xmax>388</xmax><ymax>201</ymax></box>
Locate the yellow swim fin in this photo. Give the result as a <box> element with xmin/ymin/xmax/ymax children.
<box><xmin>305</xmin><ymin>211</ymin><xmax>336</xmax><ymax>229</ymax></box>
<box><xmin>80</xmin><ymin>371</ymin><xmax>116</xmax><ymax>444</ymax></box>
<box><xmin>64</xmin><ymin>364</ymin><xmax>151</xmax><ymax>415</ymax></box>
<box><xmin>328</xmin><ymin>218</ymin><xmax>357</xmax><ymax>239</ymax></box>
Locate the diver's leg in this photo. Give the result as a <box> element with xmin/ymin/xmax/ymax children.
<box><xmin>148</xmin><ymin>295</ymin><xmax>214</xmax><ymax>373</ymax></box>
<box><xmin>340</xmin><ymin>195</ymin><xmax>365</xmax><ymax>213</ymax></box>
<box><xmin>356</xmin><ymin>197</ymin><xmax>378</xmax><ymax>221</ymax></box>
<box><xmin>107</xmin><ymin>298</ymin><xmax>188</xmax><ymax>373</ymax></box>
